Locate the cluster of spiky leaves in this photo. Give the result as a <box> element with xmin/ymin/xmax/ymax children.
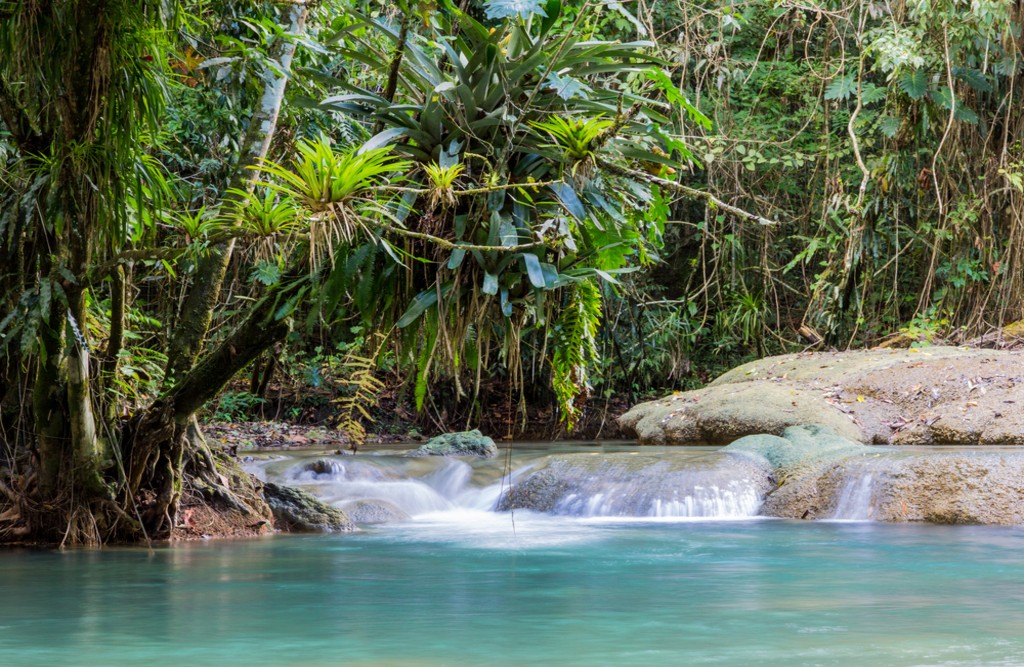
<box><xmin>277</xmin><ymin>0</ymin><xmax>703</xmax><ymax>428</ymax></box>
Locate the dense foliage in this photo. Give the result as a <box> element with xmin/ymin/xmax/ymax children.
<box><xmin>0</xmin><ymin>0</ymin><xmax>1021</xmax><ymax>544</ymax></box>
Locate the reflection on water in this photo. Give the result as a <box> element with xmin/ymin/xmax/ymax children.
<box><xmin>3</xmin><ymin>521</ymin><xmax>1024</xmax><ymax>666</ymax></box>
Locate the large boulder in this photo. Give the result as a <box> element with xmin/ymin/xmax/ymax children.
<box><xmin>760</xmin><ymin>450</ymin><xmax>1024</xmax><ymax>525</ymax></box>
<box><xmin>262</xmin><ymin>482</ymin><xmax>355</xmax><ymax>532</ymax></box>
<box><xmin>407</xmin><ymin>429</ymin><xmax>498</xmax><ymax>458</ymax></box>
<box><xmin>620</xmin><ymin>347</ymin><xmax>1024</xmax><ymax>445</ymax></box>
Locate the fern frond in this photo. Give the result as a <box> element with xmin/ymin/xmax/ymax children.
<box><xmin>550</xmin><ymin>279</ymin><xmax>602</xmax><ymax>430</ymax></box>
<box><xmin>334</xmin><ymin>333</ymin><xmax>389</xmax><ymax>450</ymax></box>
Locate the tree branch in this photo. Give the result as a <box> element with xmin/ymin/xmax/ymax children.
<box><xmin>596</xmin><ymin>159</ymin><xmax>779</xmax><ymax>226</ymax></box>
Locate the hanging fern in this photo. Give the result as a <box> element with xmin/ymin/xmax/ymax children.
<box><xmin>550</xmin><ymin>279</ymin><xmax>602</xmax><ymax>430</ymax></box>
<box><xmin>334</xmin><ymin>333</ymin><xmax>388</xmax><ymax>451</ymax></box>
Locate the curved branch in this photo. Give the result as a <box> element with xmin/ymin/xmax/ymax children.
<box><xmin>596</xmin><ymin>159</ymin><xmax>779</xmax><ymax>226</ymax></box>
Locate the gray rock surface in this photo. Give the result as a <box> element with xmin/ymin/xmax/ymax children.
<box><xmin>407</xmin><ymin>429</ymin><xmax>499</xmax><ymax>458</ymax></box>
<box><xmin>620</xmin><ymin>347</ymin><xmax>1024</xmax><ymax>445</ymax></box>
<box><xmin>720</xmin><ymin>424</ymin><xmax>1024</xmax><ymax>525</ymax></box>
<box><xmin>340</xmin><ymin>499</ymin><xmax>410</xmax><ymax>524</ymax></box>
<box><xmin>262</xmin><ymin>482</ymin><xmax>355</xmax><ymax>532</ymax></box>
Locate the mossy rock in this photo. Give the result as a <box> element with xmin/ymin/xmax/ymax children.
<box><xmin>407</xmin><ymin>429</ymin><xmax>498</xmax><ymax>458</ymax></box>
<box><xmin>262</xmin><ymin>482</ymin><xmax>355</xmax><ymax>532</ymax></box>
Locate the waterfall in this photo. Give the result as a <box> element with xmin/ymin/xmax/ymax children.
<box><xmin>252</xmin><ymin>449</ymin><xmax>772</xmax><ymax>523</ymax></box>
<box><xmin>498</xmin><ymin>453</ymin><xmax>773</xmax><ymax>519</ymax></box>
<box><xmin>831</xmin><ymin>472</ymin><xmax>875</xmax><ymax>520</ymax></box>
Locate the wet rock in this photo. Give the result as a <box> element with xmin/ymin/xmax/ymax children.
<box><xmin>304</xmin><ymin>458</ymin><xmax>344</xmax><ymax>475</ymax></box>
<box><xmin>262</xmin><ymin>482</ymin><xmax>355</xmax><ymax>532</ymax></box>
<box><xmin>497</xmin><ymin>452</ymin><xmax>773</xmax><ymax>517</ymax></box>
<box><xmin>407</xmin><ymin>429</ymin><xmax>498</xmax><ymax>458</ymax></box>
<box><xmin>620</xmin><ymin>347</ymin><xmax>1024</xmax><ymax>446</ymax></box>
<box><xmin>763</xmin><ymin>451</ymin><xmax>1024</xmax><ymax>525</ymax></box>
<box><xmin>718</xmin><ymin>424</ymin><xmax>1024</xmax><ymax>524</ymax></box>
<box><xmin>721</xmin><ymin>425</ymin><xmax>867</xmax><ymax>520</ymax></box>
<box><xmin>341</xmin><ymin>499</ymin><xmax>410</xmax><ymax>524</ymax></box>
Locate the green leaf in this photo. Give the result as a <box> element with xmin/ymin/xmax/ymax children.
<box><xmin>522</xmin><ymin>254</ymin><xmax>545</xmax><ymax>288</ymax></box>
<box><xmin>899</xmin><ymin>69</ymin><xmax>929</xmax><ymax>100</ymax></box>
<box><xmin>359</xmin><ymin>128</ymin><xmax>408</xmax><ymax>153</ymax></box>
<box><xmin>482</xmin><ymin>272</ymin><xmax>499</xmax><ymax>295</ymax></box>
<box><xmin>879</xmin><ymin>115</ymin><xmax>901</xmax><ymax>138</ymax></box>
<box><xmin>550</xmin><ymin>182</ymin><xmax>586</xmax><ymax>220</ymax></box>
<box><xmin>500</xmin><ymin>287</ymin><xmax>513</xmax><ymax>317</ymax></box>
<box><xmin>397</xmin><ymin>289</ymin><xmax>439</xmax><ymax>328</ymax></box>
<box><xmin>539</xmin><ymin>0</ymin><xmax>561</xmax><ymax>34</ymax></box>
<box><xmin>484</xmin><ymin>0</ymin><xmax>548</xmax><ymax>20</ymax></box>
<box><xmin>251</xmin><ymin>262</ymin><xmax>282</xmax><ymax>286</ymax></box>
<box><xmin>39</xmin><ymin>281</ymin><xmax>51</xmax><ymax>324</ymax></box>
<box><xmin>448</xmin><ymin>247</ymin><xmax>467</xmax><ymax>270</ymax></box>
<box><xmin>824</xmin><ymin>74</ymin><xmax>855</xmax><ymax>101</ymax></box>
<box><xmin>544</xmin><ymin>72</ymin><xmax>591</xmax><ymax>100</ymax></box>
<box><xmin>954</xmin><ymin>67</ymin><xmax>992</xmax><ymax>93</ymax></box>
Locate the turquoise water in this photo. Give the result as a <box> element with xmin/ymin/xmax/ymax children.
<box><xmin>3</xmin><ymin>516</ymin><xmax>1024</xmax><ymax>666</ymax></box>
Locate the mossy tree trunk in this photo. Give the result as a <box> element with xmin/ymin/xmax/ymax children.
<box><xmin>124</xmin><ymin>3</ymin><xmax>308</xmax><ymax>539</ymax></box>
<box><xmin>0</xmin><ymin>0</ymin><xmax>308</xmax><ymax>543</ymax></box>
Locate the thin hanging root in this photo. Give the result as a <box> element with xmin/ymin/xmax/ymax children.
<box><xmin>0</xmin><ymin>479</ymin><xmax>18</xmax><ymax>503</ymax></box>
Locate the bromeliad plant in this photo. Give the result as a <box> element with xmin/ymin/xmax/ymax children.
<box><xmin>286</xmin><ymin>0</ymin><xmax>711</xmax><ymax>429</ymax></box>
<box><xmin>254</xmin><ymin>136</ymin><xmax>412</xmax><ymax>265</ymax></box>
<box><xmin>531</xmin><ymin>115</ymin><xmax>614</xmax><ymax>184</ymax></box>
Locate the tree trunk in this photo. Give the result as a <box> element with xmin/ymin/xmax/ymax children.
<box><xmin>165</xmin><ymin>4</ymin><xmax>308</xmax><ymax>382</ymax></box>
<box><xmin>121</xmin><ymin>4</ymin><xmax>309</xmax><ymax>539</ymax></box>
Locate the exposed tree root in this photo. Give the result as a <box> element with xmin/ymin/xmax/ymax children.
<box><xmin>1</xmin><ymin>418</ymin><xmax>275</xmax><ymax>546</ymax></box>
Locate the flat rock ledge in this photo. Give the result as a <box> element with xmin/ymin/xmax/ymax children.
<box><xmin>620</xmin><ymin>346</ymin><xmax>1024</xmax><ymax>445</ymax></box>
<box><xmin>724</xmin><ymin>425</ymin><xmax>1024</xmax><ymax>525</ymax></box>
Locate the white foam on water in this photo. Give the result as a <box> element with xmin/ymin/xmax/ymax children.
<box><xmin>395</xmin><ymin>509</ymin><xmax>611</xmax><ymax>549</ymax></box>
<box><xmin>262</xmin><ymin>451</ymin><xmax>768</xmax><ymax>526</ymax></box>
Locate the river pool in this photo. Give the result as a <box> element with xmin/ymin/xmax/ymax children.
<box><xmin>2</xmin><ymin>446</ymin><xmax>1023</xmax><ymax>666</ymax></box>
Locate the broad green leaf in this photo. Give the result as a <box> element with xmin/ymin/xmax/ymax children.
<box><xmin>484</xmin><ymin>0</ymin><xmax>548</xmax><ymax>21</ymax></box>
<box><xmin>953</xmin><ymin>67</ymin><xmax>992</xmax><ymax>93</ymax></box>
<box><xmin>448</xmin><ymin>247</ymin><xmax>467</xmax><ymax>269</ymax></box>
<box><xmin>550</xmin><ymin>182</ymin><xmax>586</xmax><ymax>220</ymax></box>
<box><xmin>899</xmin><ymin>69</ymin><xmax>929</xmax><ymax>100</ymax></box>
<box><xmin>824</xmin><ymin>74</ymin><xmax>855</xmax><ymax>101</ymax></box>
<box><xmin>397</xmin><ymin>289</ymin><xmax>439</xmax><ymax>328</ymax></box>
<box><xmin>359</xmin><ymin>127</ymin><xmax>408</xmax><ymax>153</ymax></box>
<box><xmin>544</xmin><ymin>72</ymin><xmax>591</xmax><ymax>100</ymax></box>
<box><xmin>879</xmin><ymin>115</ymin><xmax>901</xmax><ymax>138</ymax></box>
<box><xmin>482</xmin><ymin>272</ymin><xmax>499</xmax><ymax>295</ymax></box>
<box><xmin>522</xmin><ymin>253</ymin><xmax>546</xmax><ymax>288</ymax></box>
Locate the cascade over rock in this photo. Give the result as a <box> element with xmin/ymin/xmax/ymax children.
<box><xmin>620</xmin><ymin>347</ymin><xmax>1024</xmax><ymax>445</ymax></box>
<box><xmin>722</xmin><ymin>425</ymin><xmax>1024</xmax><ymax>524</ymax></box>
<box><xmin>497</xmin><ymin>452</ymin><xmax>773</xmax><ymax>518</ymax></box>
